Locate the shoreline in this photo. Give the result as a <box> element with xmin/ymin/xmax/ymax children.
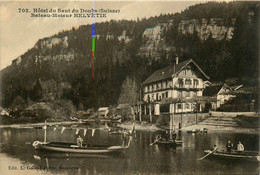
<box><xmin>119</xmin><ymin>123</ymin><xmax>260</xmax><ymax>134</ymax></box>
<box><xmin>0</xmin><ymin>121</ymin><xmax>259</xmax><ymax>134</ymax></box>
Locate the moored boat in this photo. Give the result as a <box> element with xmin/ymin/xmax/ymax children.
<box><xmin>157</xmin><ymin>138</ymin><xmax>183</xmax><ymax>147</ymax></box>
<box><xmin>187</xmin><ymin>129</ymin><xmax>200</xmax><ymax>133</ymax></box>
<box><xmin>153</xmin><ymin>113</ymin><xmax>183</xmax><ymax>147</ymax></box>
<box><xmin>204</xmin><ymin>149</ymin><xmax>260</xmax><ymax>162</ymax></box>
<box><xmin>33</xmin><ymin>141</ymin><xmax>128</xmax><ymax>154</ymax></box>
<box><xmin>32</xmin><ymin>121</ymin><xmax>134</xmax><ymax>154</ymax></box>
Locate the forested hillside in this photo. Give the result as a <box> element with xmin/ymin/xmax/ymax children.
<box><xmin>0</xmin><ymin>1</ymin><xmax>258</xmax><ymax>120</ymax></box>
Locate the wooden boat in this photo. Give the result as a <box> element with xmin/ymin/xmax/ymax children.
<box><xmin>109</xmin><ymin>131</ymin><xmax>122</xmax><ymax>135</ymax></box>
<box><xmin>33</xmin><ymin>125</ymin><xmax>43</xmax><ymax>129</ymax></box>
<box><xmin>201</xmin><ymin>128</ymin><xmax>208</xmax><ymax>133</ymax></box>
<box><xmin>109</xmin><ymin>127</ymin><xmax>123</xmax><ymax>135</ymax></box>
<box><xmin>152</xmin><ymin>114</ymin><xmax>183</xmax><ymax>147</ymax></box>
<box><xmin>157</xmin><ymin>138</ymin><xmax>182</xmax><ymax>147</ymax></box>
<box><xmin>33</xmin><ymin>141</ymin><xmax>128</xmax><ymax>154</ymax></box>
<box><xmin>187</xmin><ymin>129</ymin><xmax>200</xmax><ymax>133</ymax></box>
<box><xmin>204</xmin><ymin>149</ymin><xmax>260</xmax><ymax>162</ymax></box>
<box><xmin>32</xmin><ymin>121</ymin><xmax>134</xmax><ymax>154</ymax></box>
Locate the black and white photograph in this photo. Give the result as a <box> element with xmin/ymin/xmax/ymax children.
<box><xmin>0</xmin><ymin>0</ymin><xmax>259</xmax><ymax>174</ymax></box>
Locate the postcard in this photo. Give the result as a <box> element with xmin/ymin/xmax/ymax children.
<box><xmin>0</xmin><ymin>1</ymin><xmax>259</xmax><ymax>174</ymax></box>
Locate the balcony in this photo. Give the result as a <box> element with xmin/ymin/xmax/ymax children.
<box><xmin>174</xmin><ymin>84</ymin><xmax>202</xmax><ymax>90</ymax></box>
<box><xmin>143</xmin><ymin>87</ymin><xmax>173</xmax><ymax>94</ymax></box>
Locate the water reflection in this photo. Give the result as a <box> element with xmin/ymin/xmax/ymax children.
<box><xmin>0</xmin><ymin>127</ymin><xmax>259</xmax><ymax>175</ymax></box>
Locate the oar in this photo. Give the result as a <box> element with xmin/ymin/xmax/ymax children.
<box><xmin>150</xmin><ymin>137</ymin><xmax>161</xmax><ymax>146</ymax></box>
<box><xmin>199</xmin><ymin>148</ymin><xmax>218</xmax><ymax>160</ymax></box>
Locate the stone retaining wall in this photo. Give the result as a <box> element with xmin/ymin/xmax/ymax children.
<box><xmin>156</xmin><ymin>113</ymin><xmax>209</xmax><ymax>129</ymax></box>
<box><xmin>210</xmin><ymin>111</ymin><xmax>259</xmax><ymax>117</ymax></box>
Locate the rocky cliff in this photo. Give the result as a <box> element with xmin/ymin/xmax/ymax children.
<box><xmin>139</xmin><ymin>18</ymin><xmax>236</xmax><ymax>58</ymax></box>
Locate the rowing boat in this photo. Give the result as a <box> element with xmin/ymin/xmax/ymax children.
<box><xmin>204</xmin><ymin>150</ymin><xmax>260</xmax><ymax>162</ymax></box>
<box><xmin>32</xmin><ymin>121</ymin><xmax>135</xmax><ymax>154</ymax></box>
<box><xmin>32</xmin><ymin>121</ymin><xmax>134</xmax><ymax>154</ymax></box>
<box><xmin>33</xmin><ymin>141</ymin><xmax>129</xmax><ymax>154</ymax></box>
<box><xmin>156</xmin><ymin>138</ymin><xmax>183</xmax><ymax>147</ymax></box>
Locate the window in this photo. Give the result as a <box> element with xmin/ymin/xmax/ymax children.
<box><xmin>156</xmin><ymin>93</ymin><xmax>158</xmax><ymax>100</ymax></box>
<box><xmin>168</xmin><ymin>81</ymin><xmax>172</xmax><ymax>88</ymax></box>
<box><xmin>190</xmin><ymin>91</ymin><xmax>195</xmax><ymax>97</ymax></box>
<box><xmin>166</xmin><ymin>92</ymin><xmax>168</xmax><ymax>98</ymax></box>
<box><xmin>162</xmin><ymin>82</ymin><xmax>166</xmax><ymax>89</ymax></box>
<box><xmin>194</xmin><ymin>79</ymin><xmax>199</xmax><ymax>88</ymax></box>
<box><xmin>162</xmin><ymin>93</ymin><xmax>165</xmax><ymax>99</ymax></box>
<box><xmin>186</xmin><ymin>91</ymin><xmax>190</xmax><ymax>97</ymax></box>
<box><xmin>185</xmin><ymin>79</ymin><xmax>192</xmax><ymax>85</ymax></box>
<box><xmin>178</xmin><ymin>91</ymin><xmax>182</xmax><ymax>97</ymax></box>
<box><xmin>158</xmin><ymin>82</ymin><xmax>161</xmax><ymax>89</ymax></box>
<box><xmin>178</xmin><ymin>79</ymin><xmax>184</xmax><ymax>88</ymax></box>
<box><xmin>153</xmin><ymin>84</ymin><xmax>156</xmax><ymax>91</ymax></box>
<box><xmin>186</xmin><ymin>103</ymin><xmax>190</xmax><ymax>109</ymax></box>
<box><xmin>177</xmin><ymin>104</ymin><xmax>182</xmax><ymax>109</ymax></box>
<box><xmin>145</xmin><ymin>86</ymin><xmax>148</xmax><ymax>92</ymax></box>
<box><xmin>147</xmin><ymin>95</ymin><xmax>150</xmax><ymax>102</ymax></box>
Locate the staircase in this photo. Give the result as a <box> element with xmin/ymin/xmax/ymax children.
<box><xmin>198</xmin><ymin>116</ymin><xmax>240</xmax><ymax>127</ymax></box>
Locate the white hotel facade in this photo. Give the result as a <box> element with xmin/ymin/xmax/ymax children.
<box><xmin>142</xmin><ymin>59</ymin><xmax>209</xmax><ymax>114</ymax></box>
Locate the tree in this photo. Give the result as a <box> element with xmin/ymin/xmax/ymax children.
<box><xmin>118</xmin><ymin>77</ymin><xmax>138</xmax><ymax>105</ymax></box>
<box><xmin>11</xmin><ymin>96</ymin><xmax>27</xmax><ymax>110</ymax></box>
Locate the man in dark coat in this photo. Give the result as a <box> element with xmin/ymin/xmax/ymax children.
<box><xmin>226</xmin><ymin>141</ymin><xmax>233</xmax><ymax>153</ymax></box>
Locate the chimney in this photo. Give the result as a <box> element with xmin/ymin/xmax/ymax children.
<box><xmin>176</xmin><ymin>57</ymin><xmax>179</xmax><ymax>65</ymax></box>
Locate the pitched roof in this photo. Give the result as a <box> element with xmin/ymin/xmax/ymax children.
<box><xmin>142</xmin><ymin>59</ymin><xmax>209</xmax><ymax>85</ymax></box>
<box><xmin>98</xmin><ymin>107</ymin><xmax>109</xmax><ymax>111</ymax></box>
<box><xmin>203</xmin><ymin>84</ymin><xmax>223</xmax><ymax>96</ymax></box>
<box><xmin>116</xmin><ymin>103</ymin><xmax>131</xmax><ymax>109</ymax></box>
<box><xmin>203</xmin><ymin>83</ymin><xmax>233</xmax><ymax>96</ymax></box>
<box><xmin>230</xmin><ymin>85</ymin><xmax>243</xmax><ymax>91</ymax></box>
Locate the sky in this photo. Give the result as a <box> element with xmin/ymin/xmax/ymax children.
<box><xmin>0</xmin><ymin>0</ymin><xmax>227</xmax><ymax>70</ymax></box>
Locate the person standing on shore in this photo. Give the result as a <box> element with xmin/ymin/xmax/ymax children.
<box><xmin>226</xmin><ymin>141</ymin><xmax>233</xmax><ymax>153</ymax></box>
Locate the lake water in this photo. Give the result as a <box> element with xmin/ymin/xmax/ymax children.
<box><xmin>0</xmin><ymin>126</ymin><xmax>259</xmax><ymax>175</ymax></box>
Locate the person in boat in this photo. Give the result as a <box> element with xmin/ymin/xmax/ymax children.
<box><xmin>76</xmin><ymin>135</ymin><xmax>83</xmax><ymax>147</ymax></box>
<box><xmin>237</xmin><ymin>141</ymin><xmax>244</xmax><ymax>153</ymax></box>
<box><xmin>226</xmin><ymin>141</ymin><xmax>233</xmax><ymax>153</ymax></box>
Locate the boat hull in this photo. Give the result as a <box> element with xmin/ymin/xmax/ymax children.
<box><xmin>33</xmin><ymin>141</ymin><xmax>125</xmax><ymax>154</ymax></box>
<box><xmin>157</xmin><ymin>139</ymin><xmax>182</xmax><ymax>147</ymax></box>
<box><xmin>204</xmin><ymin>150</ymin><xmax>260</xmax><ymax>162</ymax></box>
